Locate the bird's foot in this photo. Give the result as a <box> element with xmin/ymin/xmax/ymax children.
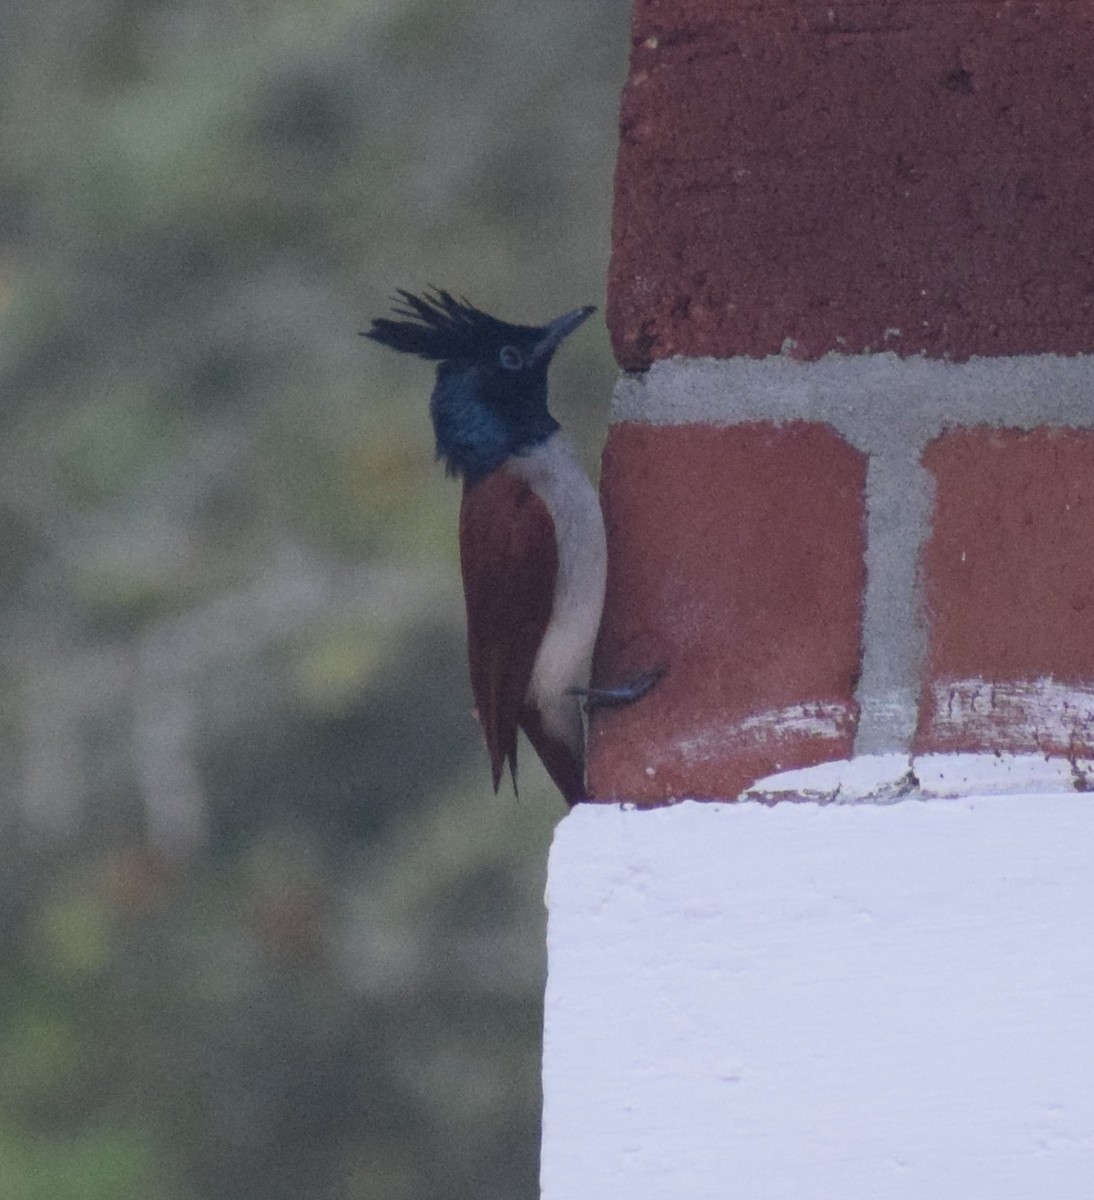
<box><xmin>569</xmin><ymin>664</ymin><xmax>667</xmax><ymax>712</ymax></box>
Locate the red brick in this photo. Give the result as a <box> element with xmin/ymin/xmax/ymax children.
<box><xmin>609</xmin><ymin>2</ymin><xmax>1094</xmax><ymax>368</ymax></box>
<box><xmin>917</xmin><ymin>428</ymin><xmax>1094</xmax><ymax>757</ymax></box>
<box><xmin>588</xmin><ymin>422</ymin><xmax>866</xmax><ymax>802</ymax></box>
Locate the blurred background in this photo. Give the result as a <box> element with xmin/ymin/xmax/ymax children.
<box><xmin>0</xmin><ymin>1</ymin><xmax>631</xmax><ymax>1196</ymax></box>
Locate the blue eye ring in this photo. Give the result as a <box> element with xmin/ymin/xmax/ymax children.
<box><xmin>498</xmin><ymin>345</ymin><xmax>524</xmax><ymax>370</ymax></box>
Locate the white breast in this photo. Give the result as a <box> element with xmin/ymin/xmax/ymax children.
<box><xmin>507</xmin><ymin>432</ymin><xmax>608</xmax><ymax>747</ymax></box>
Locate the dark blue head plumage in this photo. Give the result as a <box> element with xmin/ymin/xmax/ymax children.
<box><xmin>364</xmin><ymin>289</ymin><xmax>594</xmax><ymax>483</ymax></box>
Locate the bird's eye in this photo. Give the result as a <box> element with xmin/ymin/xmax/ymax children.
<box><xmin>498</xmin><ymin>345</ymin><xmax>524</xmax><ymax>371</ymax></box>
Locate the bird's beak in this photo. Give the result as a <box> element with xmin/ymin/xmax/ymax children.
<box><xmin>531</xmin><ymin>305</ymin><xmax>596</xmax><ymax>363</ymax></box>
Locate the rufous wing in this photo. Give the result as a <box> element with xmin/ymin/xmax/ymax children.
<box><xmin>459</xmin><ymin>469</ymin><xmax>558</xmax><ymax>793</ymax></box>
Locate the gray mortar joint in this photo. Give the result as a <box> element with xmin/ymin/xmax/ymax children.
<box><xmin>612</xmin><ymin>352</ymin><xmax>1094</xmax><ymax>755</ymax></box>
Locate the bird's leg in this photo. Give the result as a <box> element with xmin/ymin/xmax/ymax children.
<box><xmin>569</xmin><ymin>664</ymin><xmax>667</xmax><ymax>712</ymax></box>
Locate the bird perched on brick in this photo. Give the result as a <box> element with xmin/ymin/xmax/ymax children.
<box><xmin>365</xmin><ymin>289</ymin><xmax>661</xmax><ymax>804</ymax></box>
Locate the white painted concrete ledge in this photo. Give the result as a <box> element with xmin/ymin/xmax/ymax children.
<box><xmin>542</xmin><ymin>795</ymin><xmax>1094</xmax><ymax>1199</ymax></box>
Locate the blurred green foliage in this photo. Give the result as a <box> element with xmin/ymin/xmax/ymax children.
<box><xmin>0</xmin><ymin>0</ymin><xmax>630</xmax><ymax>1195</ymax></box>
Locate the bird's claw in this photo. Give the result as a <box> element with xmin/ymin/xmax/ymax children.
<box><xmin>569</xmin><ymin>664</ymin><xmax>667</xmax><ymax>712</ymax></box>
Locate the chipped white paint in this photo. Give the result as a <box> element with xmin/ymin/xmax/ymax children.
<box><xmin>914</xmin><ymin>753</ymin><xmax>1094</xmax><ymax>796</ymax></box>
<box><xmin>672</xmin><ymin>702</ymin><xmax>851</xmax><ymax>769</ymax></box>
<box><xmin>744</xmin><ymin>750</ymin><xmax>1094</xmax><ymax>801</ymax></box>
<box><xmin>542</xmin><ymin>797</ymin><xmax>1094</xmax><ymax>1199</ymax></box>
<box><xmin>927</xmin><ymin>676</ymin><xmax>1094</xmax><ymax>750</ymax></box>
<box><xmin>733</xmin><ymin>701</ymin><xmax>850</xmax><ymax>741</ymax></box>
<box><xmin>743</xmin><ymin>752</ymin><xmax>915</xmax><ymax>802</ymax></box>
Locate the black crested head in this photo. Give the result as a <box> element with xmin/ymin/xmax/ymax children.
<box><xmin>363</xmin><ymin>289</ymin><xmax>535</xmax><ymax>363</ymax></box>
<box><xmin>364</xmin><ymin>289</ymin><xmax>595</xmax><ymax>483</ymax></box>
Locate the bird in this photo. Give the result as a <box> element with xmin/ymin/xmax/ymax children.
<box><xmin>364</xmin><ymin>288</ymin><xmax>661</xmax><ymax>805</ymax></box>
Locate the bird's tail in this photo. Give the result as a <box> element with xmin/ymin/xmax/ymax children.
<box><xmin>519</xmin><ymin>705</ymin><xmax>586</xmax><ymax>806</ymax></box>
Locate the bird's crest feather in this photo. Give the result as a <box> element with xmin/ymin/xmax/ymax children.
<box><xmin>363</xmin><ymin>288</ymin><xmax>521</xmax><ymax>361</ymax></box>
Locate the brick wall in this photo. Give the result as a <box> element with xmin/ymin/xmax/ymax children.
<box><xmin>588</xmin><ymin>0</ymin><xmax>1094</xmax><ymax>803</ymax></box>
